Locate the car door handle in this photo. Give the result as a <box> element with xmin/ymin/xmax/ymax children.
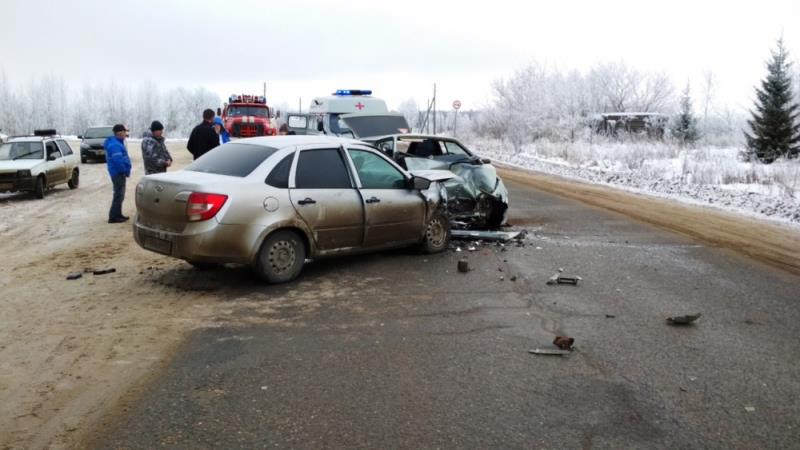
<box><xmin>365</xmin><ymin>196</ymin><xmax>381</xmax><ymax>204</ymax></box>
<box><xmin>297</xmin><ymin>197</ymin><xmax>316</xmax><ymax>205</ymax></box>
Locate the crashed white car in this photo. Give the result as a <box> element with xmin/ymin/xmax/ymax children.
<box><xmin>0</xmin><ymin>131</ymin><xmax>80</xmax><ymax>198</ymax></box>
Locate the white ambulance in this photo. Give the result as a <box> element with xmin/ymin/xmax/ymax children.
<box><xmin>304</xmin><ymin>89</ymin><xmax>395</xmax><ymax>136</ymax></box>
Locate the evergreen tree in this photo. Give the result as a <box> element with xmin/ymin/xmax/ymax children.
<box><xmin>745</xmin><ymin>38</ymin><xmax>800</xmax><ymax>163</ymax></box>
<box><xmin>673</xmin><ymin>81</ymin><xmax>699</xmax><ymax>145</ymax></box>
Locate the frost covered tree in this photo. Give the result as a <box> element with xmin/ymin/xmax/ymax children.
<box><xmin>745</xmin><ymin>38</ymin><xmax>800</xmax><ymax>162</ymax></box>
<box><xmin>673</xmin><ymin>82</ymin><xmax>699</xmax><ymax>145</ymax></box>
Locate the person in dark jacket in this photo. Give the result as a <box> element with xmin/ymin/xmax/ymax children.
<box><xmin>187</xmin><ymin>109</ymin><xmax>219</xmax><ymax>160</ymax></box>
<box><xmin>141</xmin><ymin>120</ymin><xmax>172</xmax><ymax>175</ymax></box>
<box><xmin>105</xmin><ymin>124</ymin><xmax>132</xmax><ymax>223</ymax></box>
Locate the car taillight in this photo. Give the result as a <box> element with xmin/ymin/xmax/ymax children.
<box><xmin>186</xmin><ymin>192</ymin><xmax>228</xmax><ymax>222</ymax></box>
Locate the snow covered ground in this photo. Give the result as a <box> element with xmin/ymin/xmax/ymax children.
<box><xmin>469</xmin><ymin>137</ymin><xmax>800</xmax><ymax>227</ymax></box>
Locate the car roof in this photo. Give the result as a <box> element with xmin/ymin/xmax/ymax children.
<box><xmin>7</xmin><ymin>136</ymin><xmax>52</xmax><ymax>142</ymax></box>
<box><xmin>234</xmin><ymin>135</ymin><xmax>369</xmax><ymax>149</ymax></box>
<box><xmin>368</xmin><ymin>134</ymin><xmax>459</xmax><ymax>142</ymax></box>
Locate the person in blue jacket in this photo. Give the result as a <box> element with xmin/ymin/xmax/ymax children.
<box><xmin>213</xmin><ymin>117</ymin><xmax>230</xmax><ymax>145</ymax></box>
<box><xmin>105</xmin><ymin>124</ymin><xmax>132</xmax><ymax>223</ymax></box>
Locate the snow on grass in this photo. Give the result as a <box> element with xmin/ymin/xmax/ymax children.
<box><xmin>469</xmin><ymin>137</ymin><xmax>800</xmax><ymax>226</ymax></box>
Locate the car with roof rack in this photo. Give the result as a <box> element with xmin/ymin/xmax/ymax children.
<box><xmin>0</xmin><ymin>129</ymin><xmax>80</xmax><ymax>198</ymax></box>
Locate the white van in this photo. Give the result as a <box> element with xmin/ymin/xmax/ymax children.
<box><xmin>297</xmin><ymin>90</ymin><xmax>409</xmax><ymax>137</ymax></box>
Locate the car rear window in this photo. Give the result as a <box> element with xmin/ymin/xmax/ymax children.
<box><xmin>186</xmin><ymin>143</ymin><xmax>278</xmax><ymax>177</ymax></box>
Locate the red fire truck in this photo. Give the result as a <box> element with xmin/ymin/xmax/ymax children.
<box><xmin>221</xmin><ymin>94</ymin><xmax>278</xmax><ymax>137</ymax></box>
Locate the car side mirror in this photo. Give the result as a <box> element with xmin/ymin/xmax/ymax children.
<box><xmin>481</xmin><ymin>158</ymin><xmax>491</xmax><ymax>164</ymax></box>
<box><xmin>411</xmin><ymin>176</ymin><xmax>431</xmax><ymax>190</ymax></box>
<box><xmin>77</xmin><ymin>135</ymin><xmax>83</xmax><ymax>139</ymax></box>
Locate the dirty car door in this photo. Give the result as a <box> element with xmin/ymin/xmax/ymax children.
<box><xmin>289</xmin><ymin>146</ymin><xmax>364</xmax><ymax>251</ymax></box>
<box><xmin>346</xmin><ymin>147</ymin><xmax>425</xmax><ymax>248</ymax></box>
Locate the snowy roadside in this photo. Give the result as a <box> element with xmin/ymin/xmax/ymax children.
<box><xmin>469</xmin><ymin>137</ymin><xmax>800</xmax><ymax>228</ymax></box>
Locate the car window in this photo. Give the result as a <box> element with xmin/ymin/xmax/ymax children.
<box><xmin>348</xmin><ymin>149</ymin><xmax>407</xmax><ymax>189</ymax></box>
<box><xmin>266</xmin><ymin>153</ymin><xmax>294</xmax><ymax>188</ymax></box>
<box><xmin>0</xmin><ymin>141</ymin><xmax>44</xmax><ymax>161</ymax></box>
<box><xmin>295</xmin><ymin>148</ymin><xmax>352</xmax><ymax>189</ymax></box>
<box><xmin>56</xmin><ymin>140</ymin><xmax>73</xmax><ymax>156</ymax></box>
<box><xmin>186</xmin><ymin>143</ymin><xmax>278</xmax><ymax>177</ymax></box>
<box><xmin>444</xmin><ymin>141</ymin><xmax>470</xmax><ymax>156</ymax></box>
<box><xmin>46</xmin><ymin>142</ymin><xmax>61</xmax><ymax>158</ymax></box>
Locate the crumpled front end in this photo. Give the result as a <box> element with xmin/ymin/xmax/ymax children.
<box><xmin>407</xmin><ymin>158</ymin><xmax>509</xmax><ymax>228</ymax></box>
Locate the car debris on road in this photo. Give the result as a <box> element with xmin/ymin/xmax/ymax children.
<box><xmin>553</xmin><ymin>336</ymin><xmax>575</xmax><ymax>350</ymax></box>
<box><xmin>547</xmin><ymin>273</ymin><xmax>582</xmax><ymax>285</ymax></box>
<box><xmin>93</xmin><ymin>268</ymin><xmax>117</xmax><ymax>276</ymax></box>
<box><xmin>666</xmin><ymin>313</ymin><xmax>702</xmax><ymax>325</ymax></box>
<box><xmin>528</xmin><ymin>348</ymin><xmax>572</xmax><ymax>356</ymax></box>
<box><xmin>457</xmin><ymin>259</ymin><xmax>470</xmax><ymax>273</ymax></box>
<box><xmin>66</xmin><ymin>272</ymin><xmax>83</xmax><ymax>280</ymax></box>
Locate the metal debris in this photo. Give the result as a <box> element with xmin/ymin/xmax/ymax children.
<box><xmin>529</xmin><ymin>348</ymin><xmax>571</xmax><ymax>356</ymax></box>
<box><xmin>553</xmin><ymin>336</ymin><xmax>575</xmax><ymax>350</ymax></box>
<box><xmin>451</xmin><ymin>230</ymin><xmax>521</xmax><ymax>242</ymax></box>
<box><xmin>457</xmin><ymin>259</ymin><xmax>470</xmax><ymax>273</ymax></box>
<box><xmin>666</xmin><ymin>313</ymin><xmax>701</xmax><ymax>325</ymax></box>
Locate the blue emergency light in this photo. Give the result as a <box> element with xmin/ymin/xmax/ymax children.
<box><xmin>334</xmin><ymin>89</ymin><xmax>372</xmax><ymax>96</ymax></box>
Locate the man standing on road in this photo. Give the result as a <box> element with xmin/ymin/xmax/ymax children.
<box><xmin>105</xmin><ymin>124</ymin><xmax>132</xmax><ymax>224</ymax></box>
<box><xmin>141</xmin><ymin>120</ymin><xmax>172</xmax><ymax>175</ymax></box>
<box><xmin>187</xmin><ymin>109</ymin><xmax>219</xmax><ymax>160</ymax></box>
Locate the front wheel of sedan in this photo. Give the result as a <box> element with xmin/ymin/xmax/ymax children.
<box><xmin>255</xmin><ymin>230</ymin><xmax>306</xmax><ymax>284</ymax></box>
<box><xmin>420</xmin><ymin>212</ymin><xmax>450</xmax><ymax>254</ymax></box>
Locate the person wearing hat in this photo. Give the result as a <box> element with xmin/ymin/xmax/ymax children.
<box><xmin>212</xmin><ymin>117</ymin><xmax>231</xmax><ymax>145</ymax></box>
<box><xmin>141</xmin><ymin>120</ymin><xmax>172</xmax><ymax>175</ymax></box>
<box><xmin>187</xmin><ymin>108</ymin><xmax>220</xmax><ymax>160</ymax></box>
<box><xmin>105</xmin><ymin>124</ymin><xmax>132</xmax><ymax>223</ymax></box>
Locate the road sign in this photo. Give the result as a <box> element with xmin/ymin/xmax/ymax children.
<box><xmin>452</xmin><ymin>100</ymin><xmax>462</xmax><ymax>110</ymax></box>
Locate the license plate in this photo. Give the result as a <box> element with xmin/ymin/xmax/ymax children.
<box><xmin>143</xmin><ymin>236</ymin><xmax>172</xmax><ymax>255</ymax></box>
<box><xmin>0</xmin><ymin>183</ymin><xmax>12</xmax><ymax>191</ymax></box>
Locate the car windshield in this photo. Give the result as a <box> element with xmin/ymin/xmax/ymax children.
<box><xmin>185</xmin><ymin>143</ymin><xmax>278</xmax><ymax>177</ymax></box>
<box><xmin>339</xmin><ymin>115</ymin><xmax>411</xmax><ymax>138</ymax></box>
<box><xmin>0</xmin><ymin>142</ymin><xmax>44</xmax><ymax>161</ymax></box>
<box><xmin>226</xmin><ymin>106</ymin><xmax>270</xmax><ymax>118</ymax></box>
<box><xmin>84</xmin><ymin>127</ymin><xmax>113</xmax><ymax>139</ymax></box>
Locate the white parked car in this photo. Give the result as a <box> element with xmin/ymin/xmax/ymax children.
<box><xmin>0</xmin><ymin>130</ymin><xmax>80</xmax><ymax>198</ymax></box>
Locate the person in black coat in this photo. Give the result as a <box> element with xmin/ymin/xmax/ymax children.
<box><xmin>187</xmin><ymin>109</ymin><xmax>220</xmax><ymax>160</ymax></box>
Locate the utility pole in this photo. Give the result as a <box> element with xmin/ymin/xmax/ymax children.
<box><xmin>432</xmin><ymin>83</ymin><xmax>437</xmax><ymax>135</ymax></box>
<box><xmin>299</xmin><ymin>97</ymin><xmax>302</xmax><ymax>113</ymax></box>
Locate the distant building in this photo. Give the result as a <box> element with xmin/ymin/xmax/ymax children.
<box><xmin>592</xmin><ymin>112</ymin><xmax>668</xmax><ymax>138</ymax></box>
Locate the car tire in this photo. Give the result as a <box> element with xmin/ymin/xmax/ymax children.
<box><xmin>255</xmin><ymin>230</ymin><xmax>306</xmax><ymax>284</ymax></box>
<box><xmin>420</xmin><ymin>211</ymin><xmax>450</xmax><ymax>254</ymax></box>
<box><xmin>67</xmin><ymin>169</ymin><xmax>79</xmax><ymax>189</ymax></box>
<box><xmin>33</xmin><ymin>176</ymin><xmax>45</xmax><ymax>199</ymax></box>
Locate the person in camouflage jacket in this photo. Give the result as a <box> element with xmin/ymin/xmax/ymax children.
<box><xmin>141</xmin><ymin>120</ymin><xmax>172</xmax><ymax>175</ymax></box>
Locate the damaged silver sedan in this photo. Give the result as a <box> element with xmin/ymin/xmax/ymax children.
<box><xmin>133</xmin><ymin>136</ymin><xmax>451</xmax><ymax>283</ymax></box>
<box><xmin>366</xmin><ymin>134</ymin><xmax>509</xmax><ymax>228</ymax></box>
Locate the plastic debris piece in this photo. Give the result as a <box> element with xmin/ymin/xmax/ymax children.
<box><xmin>457</xmin><ymin>259</ymin><xmax>470</xmax><ymax>273</ymax></box>
<box><xmin>510</xmin><ymin>276</ymin><xmax>517</xmax><ymax>282</ymax></box>
<box><xmin>744</xmin><ymin>406</ymin><xmax>756</xmax><ymax>412</ymax></box>
<box><xmin>666</xmin><ymin>313</ymin><xmax>701</xmax><ymax>325</ymax></box>
<box><xmin>553</xmin><ymin>336</ymin><xmax>575</xmax><ymax>350</ymax></box>
<box><xmin>605</xmin><ymin>314</ymin><xmax>616</xmax><ymax>318</ymax></box>
<box><xmin>547</xmin><ymin>273</ymin><xmax>581</xmax><ymax>285</ymax></box>
<box><xmin>66</xmin><ymin>272</ymin><xmax>83</xmax><ymax>280</ymax></box>
<box><xmin>93</xmin><ymin>268</ymin><xmax>117</xmax><ymax>276</ymax></box>
<box><xmin>529</xmin><ymin>348</ymin><xmax>571</xmax><ymax>356</ymax></box>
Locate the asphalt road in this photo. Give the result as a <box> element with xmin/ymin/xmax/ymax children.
<box><xmin>91</xmin><ymin>179</ymin><xmax>800</xmax><ymax>450</ymax></box>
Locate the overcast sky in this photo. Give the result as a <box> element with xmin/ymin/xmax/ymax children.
<box><xmin>2</xmin><ymin>0</ymin><xmax>799</xmax><ymax>112</ymax></box>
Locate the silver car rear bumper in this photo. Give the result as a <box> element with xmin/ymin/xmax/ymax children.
<box><xmin>133</xmin><ymin>217</ymin><xmax>263</xmax><ymax>264</ymax></box>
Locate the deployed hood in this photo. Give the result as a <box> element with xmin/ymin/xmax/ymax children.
<box><xmin>0</xmin><ymin>159</ymin><xmax>44</xmax><ymax>171</ymax></box>
<box><xmin>339</xmin><ymin>113</ymin><xmax>411</xmax><ymax>138</ymax></box>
